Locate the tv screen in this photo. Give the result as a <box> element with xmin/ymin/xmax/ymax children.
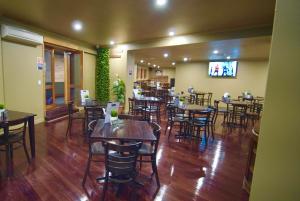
<box><xmin>208</xmin><ymin>61</ymin><xmax>238</xmax><ymax>77</ymax></box>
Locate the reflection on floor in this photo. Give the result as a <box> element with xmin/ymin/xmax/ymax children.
<box><xmin>0</xmin><ymin>115</ymin><xmax>250</xmax><ymax>201</ymax></box>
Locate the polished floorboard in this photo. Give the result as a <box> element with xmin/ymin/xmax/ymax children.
<box><xmin>0</xmin><ymin>115</ymin><xmax>250</xmax><ymax>201</ymax></box>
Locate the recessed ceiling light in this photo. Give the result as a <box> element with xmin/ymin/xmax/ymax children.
<box><xmin>148</xmin><ymin>62</ymin><xmax>151</xmax><ymax>65</ymax></box>
<box><xmin>153</xmin><ymin>64</ymin><xmax>156</xmax><ymax>67</ymax></box>
<box><xmin>172</xmin><ymin>62</ymin><xmax>176</xmax><ymax>66</ymax></box>
<box><xmin>156</xmin><ymin>0</ymin><xmax>167</xmax><ymax>6</ymax></box>
<box><xmin>72</xmin><ymin>20</ymin><xmax>83</xmax><ymax>31</ymax></box>
<box><xmin>140</xmin><ymin>60</ymin><xmax>144</xmax><ymax>63</ymax></box>
<box><xmin>168</xmin><ymin>31</ymin><xmax>175</xmax><ymax>36</ymax></box>
<box><xmin>213</xmin><ymin>50</ymin><xmax>219</xmax><ymax>54</ymax></box>
<box><xmin>183</xmin><ymin>57</ymin><xmax>188</xmax><ymax>62</ymax></box>
<box><xmin>110</xmin><ymin>40</ymin><xmax>115</xmax><ymax>45</ymax></box>
<box><xmin>163</xmin><ymin>53</ymin><xmax>169</xmax><ymax>58</ymax></box>
<box><xmin>226</xmin><ymin>56</ymin><xmax>231</xmax><ymax>60</ymax></box>
<box><xmin>158</xmin><ymin>66</ymin><xmax>160</xmax><ymax>68</ymax></box>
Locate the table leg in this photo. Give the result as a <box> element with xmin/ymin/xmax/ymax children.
<box><xmin>28</xmin><ymin>116</ymin><xmax>35</xmax><ymax>158</ymax></box>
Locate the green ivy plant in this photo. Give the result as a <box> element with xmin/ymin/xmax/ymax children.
<box><xmin>112</xmin><ymin>75</ymin><xmax>125</xmax><ymax>104</ymax></box>
<box><xmin>96</xmin><ymin>48</ymin><xmax>110</xmax><ymax>105</ymax></box>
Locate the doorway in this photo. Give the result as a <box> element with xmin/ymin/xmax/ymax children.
<box><xmin>44</xmin><ymin>44</ymin><xmax>82</xmax><ymax>112</ymax></box>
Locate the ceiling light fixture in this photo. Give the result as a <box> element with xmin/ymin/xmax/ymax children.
<box><xmin>72</xmin><ymin>20</ymin><xmax>83</xmax><ymax>31</ymax></box>
<box><xmin>168</xmin><ymin>31</ymin><xmax>175</xmax><ymax>36</ymax></box>
<box><xmin>156</xmin><ymin>0</ymin><xmax>167</xmax><ymax>6</ymax></box>
<box><xmin>183</xmin><ymin>57</ymin><xmax>188</xmax><ymax>62</ymax></box>
<box><xmin>213</xmin><ymin>50</ymin><xmax>219</xmax><ymax>54</ymax></box>
<box><xmin>226</xmin><ymin>56</ymin><xmax>231</xmax><ymax>60</ymax></box>
<box><xmin>172</xmin><ymin>62</ymin><xmax>176</xmax><ymax>66</ymax></box>
<box><xmin>164</xmin><ymin>53</ymin><xmax>169</xmax><ymax>58</ymax></box>
<box><xmin>148</xmin><ymin>62</ymin><xmax>151</xmax><ymax>65</ymax></box>
<box><xmin>158</xmin><ymin>66</ymin><xmax>160</xmax><ymax>68</ymax></box>
<box><xmin>110</xmin><ymin>40</ymin><xmax>115</xmax><ymax>45</ymax></box>
<box><xmin>153</xmin><ymin>64</ymin><xmax>156</xmax><ymax>67</ymax></box>
<box><xmin>140</xmin><ymin>60</ymin><xmax>144</xmax><ymax>63</ymax></box>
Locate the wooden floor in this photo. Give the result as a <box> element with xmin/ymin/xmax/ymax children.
<box><xmin>0</xmin><ymin>114</ymin><xmax>250</xmax><ymax>201</ymax></box>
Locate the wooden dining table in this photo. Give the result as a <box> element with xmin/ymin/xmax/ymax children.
<box><xmin>0</xmin><ymin>110</ymin><xmax>36</xmax><ymax>158</ymax></box>
<box><xmin>91</xmin><ymin>119</ymin><xmax>156</xmax><ymax>142</ymax></box>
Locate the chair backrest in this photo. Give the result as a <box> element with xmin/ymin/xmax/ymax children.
<box><xmin>67</xmin><ymin>101</ymin><xmax>74</xmax><ymax>116</ymax></box>
<box><xmin>104</xmin><ymin>142</ymin><xmax>142</xmax><ymax>181</ymax></box>
<box><xmin>1</xmin><ymin>118</ymin><xmax>27</xmax><ymax>138</ymax></box>
<box><xmin>214</xmin><ymin>100</ymin><xmax>219</xmax><ymax>109</ymax></box>
<box><xmin>166</xmin><ymin>104</ymin><xmax>176</xmax><ymax>121</ymax></box>
<box><xmin>190</xmin><ymin>110</ymin><xmax>211</xmax><ymax>125</ymax></box>
<box><xmin>85</xmin><ymin>106</ymin><xmax>104</xmax><ymax>125</ymax></box>
<box><xmin>208</xmin><ymin>106</ymin><xmax>217</xmax><ymax>123</ymax></box>
<box><xmin>118</xmin><ymin>114</ymin><xmax>144</xmax><ymax>121</ymax></box>
<box><xmin>149</xmin><ymin>122</ymin><xmax>161</xmax><ymax>154</ymax></box>
<box><xmin>148</xmin><ymin>100</ymin><xmax>161</xmax><ymax>111</ymax></box>
<box><xmin>207</xmin><ymin>92</ymin><xmax>213</xmax><ymax>105</ymax></box>
<box><xmin>128</xmin><ymin>98</ymin><xmax>134</xmax><ymax>114</ymax></box>
<box><xmin>232</xmin><ymin>104</ymin><xmax>248</xmax><ymax>117</ymax></box>
<box><xmin>249</xmin><ymin>103</ymin><xmax>263</xmax><ymax>115</ymax></box>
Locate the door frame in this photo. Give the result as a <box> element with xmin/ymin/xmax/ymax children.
<box><xmin>44</xmin><ymin>42</ymin><xmax>83</xmax><ymax>111</ymax></box>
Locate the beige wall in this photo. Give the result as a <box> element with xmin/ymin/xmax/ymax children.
<box><xmin>83</xmin><ymin>53</ymin><xmax>96</xmax><ymax>99</ymax></box>
<box><xmin>109</xmin><ymin>50</ymin><xmax>128</xmax><ymax>102</ymax></box>
<box><xmin>0</xmin><ymin>37</ymin><xmax>4</xmax><ymax>104</ymax></box>
<box><xmin>0</xmin><ymin>21</ymin><xmax>96</xmax><ymax>122</ymax></box>
<box><xmin>162</xmin><ymin>68</ymin><xmax>176</xmax><ymax>80</ymax></box>
<box><xmin>175</xmin><ymin>60</ymin><xmax>269</xmax><ymax>100</ymax></box>
<box><xmin>2</xmin><ymin>41</ymin><xmax>44</xmax><ymax>122</ymax></box>
<box><xmin>250</xmin><ymin>0</ymin><xmax>300</xmax><ymax>200</ymax></box>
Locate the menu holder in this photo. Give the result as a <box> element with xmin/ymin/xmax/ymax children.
<box><xmin>80</xmin><ymin>90</ymin><xmax>90</xmax><ymax>103</ymax></box>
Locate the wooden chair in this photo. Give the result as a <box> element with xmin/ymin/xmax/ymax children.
<box><xmin>0</xmin><ymin>118</ymin><xmax>30</xmax><ymax>175</ymax></box>
<box><xmin>100</xmin><ymin>142</ymin><xmax>142</xmax><ymax>201</ymax></box>
<box><xmin>228</xmin><ymin>104</ymin><xmax>248</xmax><ymax>129</ymax></box>
<box><xmin>246</xmin><ymin>103</ymin><xmax>263</xmax><ymax>126</ymax></box>
<box><xmin>188</xmin><ymin>110</ymin><xmax>211</xmax><ymax>141</ymax></box>
<box><xmin>214</xmin><ymin>100</ymin><xmax>228</xmax><ymax>124</ymax></box>
<box><xmin>207</xmin><ymin>106</ymin><xmax>218</xmax><ymax>140</ymax></box>
<box><xmin>132</xmin><ymin>98</ymin><xmax>146</xmax><ymax>115</ymax></box>
<box><xmin>165</xmin><ymin>104</ymin><xmax>187</xmax><ymax>139</ymax></box>
<box><xmin>82</xmin><ymin>120</ymin><xmax>118</xmax><ymax>186</ymax></box>
<box><xmin>65</xmin><ymin>101</ymin><xmax>85</xmax><ymax>136</ymax></box>
<box><xmin>143</xmin><ymin>100</ymin><xmax>161</xmax><ymax>123</ymax></box>
<box><xmin>196</xmin><ymin>94</ymin><xmax>205</xmax><ymax>105</ymax></box>
<box><xmin>137</xmin><ymin>122</ymin><xmax>161</xmax><ymax>187</ymax></box>
<box><xmin>203</xmin><ymin>92</ymin><xmax>213</xmax><ymax>106</ymax></box>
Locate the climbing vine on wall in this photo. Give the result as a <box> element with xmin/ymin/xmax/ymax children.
<box><xmin>95</xmin><ymin>48</ymin><xmax>110</xmax><ymax>104</ymax></box>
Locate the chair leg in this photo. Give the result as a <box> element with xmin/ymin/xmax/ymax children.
<box><xmin>82</xmin><ymin>153</ymin><xmax>92</xmax><ymax>186</ymax></box>
<box><xmin>101</xmin><ymin>173</ymin><xmax>109</xmax><ymax>201</ymax></box>
<box><xmin>23</xmin><ymin>141</ymin><xmax>30</xmax><ymax>163</ymax></box>
<box><xmin>211</xmin><ymin>124</ymin><xmax>215</xmax><ymax>140</ymax></box>
<box><xmin>151</xmin><ymin>156</ymin><xmax>160</xmax><ymax>187</ymax></box>
<box><xmin>66</xmin><ymin>118</ymin><xmax>71</xmax><ymax>136</ymax></box>
<box><xmin>139</xmin><ymin>155</ymin><xmax>143</xmax><ymax>170</ymax></box>
<box><xmin>6</xmin><ymin>144</ymin><xmax>12</xmax><ymax>176</ymax></box>
<box><xmin>168</xmin><ymin>122</ymin><xmax>174</xmax><ymax>139</ymax></box>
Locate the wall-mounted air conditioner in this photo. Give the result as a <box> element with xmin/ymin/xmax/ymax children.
<box><xmin>1</xmin><ymin>25</ymin><xmax>43</xmax><ymax>46</ymax></box>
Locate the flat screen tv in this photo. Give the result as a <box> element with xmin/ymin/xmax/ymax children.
<box><xmin>208</xmin><ymin>61</ymin><xmax>238</xmax><ymax>77</ymax></box>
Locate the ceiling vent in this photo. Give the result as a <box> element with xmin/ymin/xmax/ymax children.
<box><xmin>1</xmin><ymin>25</ymin><xmax>43</xmax><ymax>46</ymax></box>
